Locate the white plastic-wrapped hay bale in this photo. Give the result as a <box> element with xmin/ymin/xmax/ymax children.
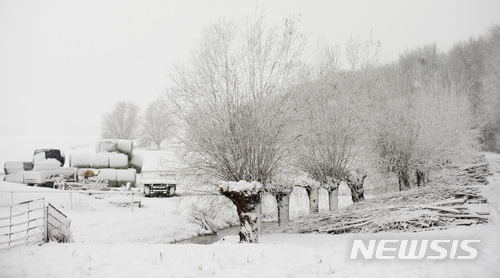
<box><xmin>128</xmin><ymin>154</ymin><xmax>143</xmax><ymax>174</ymax></box>
<box><xmin>33</xmin><ymin>159</ymin><xmax>61</xmax><ymax>171</ymax></box>
<box><xmin>116</xmin><ymin>168</ymin><xmax>136</xmax><ymax>187</ymax></box>
<box><xmin>70</xmin><ymin>153</ymin><xmax>91</xmax><ymax>168</ymax></box>
<box><xmin>97</xmin><ymin>168</ymin><xmax>117</xmax><ymax>187</ymax></box>
<box><xmin>4</xmin><ymin>161</ymin><xmax>23</xmax><ymax>175</ymax></box>
<box><xmin>33</xmin><ymin>151</ymin><xmax>46</xmax><ymax>162</ymax></box>
<box><xmin>4</xmin><ymin>161</ymin><xmax>33</xmax><ymax>175</ymax></box>
<box><xmin>90</xmin><ymin>153</ymin><xmax>110</xmax><ymax>168</ymax></box>
<box><xmin>109</xmin><ymin>153</ymin><xmax>128</xmax><ymax>169</ymax></box>
<box><xmin>116</xmin><ymin>139</ymin><xmax>133</xmax><ymax>157</ymax></box>
<box><xmin>4</xmin><ymin>172</ymin><xmax>24</xmax><ymax>183</ymax></box>
<box><xmin>96</xmin><ymin>139</ymin><xmax>118</xmax><ymax>153</ymax></box>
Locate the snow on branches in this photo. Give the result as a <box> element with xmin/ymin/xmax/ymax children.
<box><xmin>219</xmin><ymin>180</ymin><xmax>263</xmax><ymax>195</ymax></box>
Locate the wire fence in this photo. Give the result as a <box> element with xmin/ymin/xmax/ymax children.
<box><xmin>0</xmin><ymin>190</ymin><xmax>140</xmax><ymax>211</ymax></box>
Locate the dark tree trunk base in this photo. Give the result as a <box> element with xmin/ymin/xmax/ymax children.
<box><xmin>305</xmin><ymin>187</ymin><xmax>319</xmax><ymax>214</ymax></box>
<box><xmin>347</xmin><ymin>182</ymin><xmax>365</xmax><ymax>203</ymax></box>
<box><xmin>220</xmin><ymin>188</ymin><xmax>262</xmax><ymax>243</ymax></box>
<box><xmin>327</xmin><ymin>188</ymin><xmax>339</xmax><ymax>211</ymax></box>
<box><xmin>398</xmin><ymin>172</ymin><xmax>411</xmax><ymax>191</ymax></box>
<box><xmin>273</xmin><ymin>192</ymin><xmax>290</xmax><ymax>226</ymax></box>
<box><xmin>416</xmin><ymin>170</ymin><xmax>427</xmax><ymax>187</ymax></box>
<box><xmin>346</xmin><ymin>172</ymin><xmax>367</xmax><ymax>203</ymax></box>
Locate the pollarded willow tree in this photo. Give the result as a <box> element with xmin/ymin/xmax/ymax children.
<box><xmin>167</xmin><ymin>12</ymin><xmax>307</xmax><ymax>243</ymax></box>
<box><xmin>293</xmin><ymin>76</ymin><xmax>363</xmax><ymax>212</ymax></box>
<box><xmin>373</xmin><ymin>72</ymin><xmax>479</xmax><ymax>191</ymax></box>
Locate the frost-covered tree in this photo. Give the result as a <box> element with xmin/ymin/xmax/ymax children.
<box><xmin>167</xmin><ymin>12</ymin><xmax>306</xmax><ymax>242</ymax></box>
<box><xmin>481</xmin><ymin>25</ymin><xmax>500</xmax><ymax>153</ymax></box>
<box><xmin>344</xmin><ymin>32</ymin><xmax>383</xmax><ymax>71</ymax></box>
<box><xmin>101</xmin><ymin>101</ymin><xmax>140</xmax><ymax>140</ymax></box>
<box><xmin>140</xmin><ymin>98</ymin><xmax>175</xmax><ymax>149</ymax></box>
<box><xmin>399</xmin><ymin>43</ymin><xmax>443</xmax><ymax>94</ymax></box>
<box><xmin>293</xmin><ymin>78</ymin><xmax>362</xmax><ymax>208</ymax></box>
<box><xmin>446</xmin><ymin>39</ymin><xmax>485</xmax><ymax>120</ymax></box>
<box><xmin>312</xmin><ymin>39</ymin><xmax>342</xmax><ymax>78</ymax></box>
<box><xmin>373</xmin><ymin>74</ymin><xmax>478</xmax><ymax>191</ymax></box>
<box><xmin>443</xmin><ymin>24</ymin><xmax>500</xmax><ymax>153</ymax></box>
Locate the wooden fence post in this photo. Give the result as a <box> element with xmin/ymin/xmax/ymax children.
<box><xmin>130</xmin><ymin>192</ymin><xmax>134</xmax><ymax>212</ymax></box>
<box><xmin>44</xmin><ymin>200</ymin><xmax>48</xmax><ymax>243</ymax></box>
<box><xmin>9</xmin><ymin>205</ymin><xmax>12</xmax><ymax>249</ymax></box>
<box><xmin>69</xmin><ymin>192</ymin><xmax>73</xmax><ymax>210</ymax></box>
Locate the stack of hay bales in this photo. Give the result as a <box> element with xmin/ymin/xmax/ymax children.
<box><xmin>3</xmin><ymin>161</ymin><xmax>34</xmax><ymax>183</ymax></box>
<box><xmin>4</xmin><ymin>149</ymin><xmax>77</xmax><ymax>185</ymax></box>
<box><xmin>69</xmin><ymin>139</ymin><xmax>143</xmax><ymax>187</ymax></box>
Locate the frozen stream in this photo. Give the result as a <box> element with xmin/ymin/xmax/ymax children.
<box><xmin>177</xmin><ymin>222</ymin><xmax>278</xmax><ymax>244</ymax></box>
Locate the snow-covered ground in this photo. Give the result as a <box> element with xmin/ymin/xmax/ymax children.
<box><xmin>1</xmin><ymin>136</ymin><xmax>500</xmax><ymax>277</ymax></box>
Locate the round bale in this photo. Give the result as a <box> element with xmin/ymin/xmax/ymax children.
<box><xmin>90</xmin><ymin>153</ymin><xmax>110</xmax><ymax>169</ymax></box>
<box><xmin>70</xmin><ymin>153</ymin><xmax>91</xmax><ymax>168</ymax></box>
<box><xmin>116</xmin><ymin>168</ymin><xmax>137</xmax><ymax>187</ymax></box>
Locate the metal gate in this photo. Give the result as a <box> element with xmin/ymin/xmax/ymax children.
<box><xmin>0</xmin><ymin>198</ymin><xmax>46</xmax><ymax>251</ymax></box>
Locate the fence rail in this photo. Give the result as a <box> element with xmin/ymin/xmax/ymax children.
<box><xmin>0</xmin><ymin>198</ymin><xmax>46</xmax><ymax>251</ymax></box>
<box><xmin>0</xmin><ymin>198</ymin><xmax>75</xmax><ymax>251</ymax></box>
<box><xmin>46</xmin><ymin>203</ymin><xmax>70</xmax><ymax>242</ymax></box>
<box><xmin>2</xmin><ymin>190</ymin><xmax>140</xmax><ymax>211</ymax></box>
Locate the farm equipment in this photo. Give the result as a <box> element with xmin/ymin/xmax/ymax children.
<box><xmin>51</xmin><ymin>170</ymin><xmax>109</xmax><ymax>191</ymax></box>
<box><xmin>141</xmin><ymin>158</ymin><xmax>177</xmax><ymax>197</ymax></box>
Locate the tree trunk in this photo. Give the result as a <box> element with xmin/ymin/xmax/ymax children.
<box><xmin>398</xmin><ymin>172</ymin><xmax>411</xmax><ymax>191</ymax></box>
<box><xmin>416</xmin><ymin>170</ymin><xmax>426</xmax><ymax>187</ymax></box>
<box><xmin>327</xmin><ymin>187</ymin><xmax>339</xmax><ymax>212</ymax></box>
<box><xmin>256</xmin><ymin>194</ymin><xmax>262</xmax><ymax>235</ymax></box>
<box><xmin>220</xmin><ymin>189</ymin><xmax>262</xmax><ymax>243</ymax></box>
<box><xmin>347</xmin><ymin>181</ymin><xmax>365</xmax><ymax>203</ymax></box>
<box><xmin>346</xmin><ymin>171</ymin><xmax>367</xmax><ymax>203</ymax></box>
<box><xmin>274</xmin><ymin>192</ymin><xmax>290</xmax><ymax>226</ymax></box>
<box><xmin>305</xmin><ymin>187</ymin><xmax>319</xmax><ymax>214</ymax></box>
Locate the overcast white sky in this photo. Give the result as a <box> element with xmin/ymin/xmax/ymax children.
<box><xmin>1</xmin><ymin>0</ymin><xmax>499</xmax><ymax>138</ymax></box>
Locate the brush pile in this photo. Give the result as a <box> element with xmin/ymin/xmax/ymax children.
<box><xmin>277</xmin><ymin>159</ymin><xmax>491</xmax><ymax>235</ymax></box>
<box><xmin>429</xmin><ymin>155</ymin><xmax>490</xmax><ymax>187</ymax></box>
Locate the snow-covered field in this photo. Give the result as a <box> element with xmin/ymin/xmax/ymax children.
<box><xmin>1</xmin><ymin>136</ymin><xmax>500</xmax><ymax>277</ymax></box>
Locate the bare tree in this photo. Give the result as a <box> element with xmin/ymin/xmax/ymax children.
<box><xmin>399</xmin><ymin>43</ymin><xmax>443</xmax><ymax>94</ymax></box>
<box><xmin>344</xmin><ymin>35</ymin><xmax>363</xmax><ymax>71</ymax></box>
<box><xmin>373</xmin><ymin>74</ymin><xmax>478</xmax><ymax>191</ymax></box>
<box><xmin>344</xmin><ymin>32</ymin><xmax>382</xmax><ymax>71</ymax></box>
<box><xmin>293</xmin><ymin>78</ymin><xmax>361</xmax><ymax>208</ymax></box>
<box><xmin>167</xmin><ymin>12</ymin><xmax>306</xmax><ymax>242</ymax></box>
<box><xmin>312</xmin><ymin>39</ymin><xmax>342</xmax><ymax>78</ymax></box>
<box><xmin>481</xmin><ymin>25</ymin><xmax>500</xmax><ymax>153</ymax></box>
<box><xmin>140</xmin><ymin>97</ymin><xmax>175</xmax><ymax>149</ymax></box>
<box><xmin>101</xmin><ymin>101</ymin><xmax>140</xmax><ymax>140</ymax></box>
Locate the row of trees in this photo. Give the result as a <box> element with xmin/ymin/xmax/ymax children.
<box><xmin>166</xmin><ymin>12</ymin><xmax>500</xmax><ymax>242</ymax></box>
<box><xmin>101</xmin><ymin>11</ymin><xmax>499</xmax><ymax>242</ymax></box>
<box><xmin>101</xmin><ymin>98</ymin><xmax>175</xmax><ymax>149</ymax></box>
